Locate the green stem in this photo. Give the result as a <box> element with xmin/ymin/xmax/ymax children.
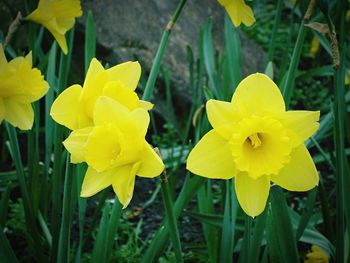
<box><xmin>142</xmin><ymin>0</ymin><xmax>187</xmax><ymax>101</ymax></box>
<box><xmin>281</xmin><ymin>20</ymin><xmax>305</xmax><ymax>108</ymax></box>
<box><xmin>160</xmin><ymin>171</ymin><xmax>183</xmax><ymax>263</ymax></box>
<box><xmin>57</xmin><ymin>156</ymin><xmax>74</xmax><ymax>263</ymax></box>
<box><xmin>333</xmin><ymin>4</ymin><xmax>346</xmax><ymax>262</ymax></box>
<box><xmin>5</xmin><ymin>123</ymin><xmax>44</xmax><ymax>261</ymax></box>
<box><xmin>267</xmin><ymin>0</ymin><xmax>283</xmax><ymax>62</ymax></box>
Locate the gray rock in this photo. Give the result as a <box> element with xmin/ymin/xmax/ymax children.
<box><xmin>80</xmin><ymin>0</ymin><xmax>266</xmax><ymax>98</ymax></box>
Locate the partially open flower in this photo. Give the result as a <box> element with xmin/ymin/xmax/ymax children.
<box><xmin>26</xmin><ymin>0</ymin><xmax>82</xmax><ymax>54</ymax></box>
<box><xmin>0</xmin><ymin>45</ymin><xmax>49</xmax><ymax>130</ymax></box>
<box><xmin>50</xmin><ymin>58</ymin><xmax>152</xmax><ymax>130</ymax></box>
<box><xmin>63</xmin><ymin>96</ymin><xmax>164</xmax><ymax>208</ymax></box>
<box><xmin>187</xmin><ymin>73</ymin><xmax>319</xmax><ymax>217</ymax></box>
<box><xmin>218</xmin><ymin>0</ymin><xmax>256</xmax><ymax>27</ymax></box>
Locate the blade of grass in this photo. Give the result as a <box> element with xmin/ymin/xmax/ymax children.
<box><xmin>0</xmin><ymin>230</ymin><xmax>19</xmax><ymax>263</ymax></box>
<box><xmin>267</xmin><ymin>187</ymin><xmax>299</xmax><ymax>263</ymax></box>
<box><xmin>51</xmin><ymin>28</ymin><xmax>75</xmax><ymax>262</ymax></box>
<box><xmin>202</xmin><ymin>19</ymin><xmax>220</xmax><ymax>99</ymax></box>
<box><xmin>219</xmin><ymin>179</ymin><xmax>238</xmax><ymax>263</ymax></box>
<box><xmin>105</xmin><ymin>198</ymin><xmax>123</xmax><ymax>261</ymax></box>
<box><xmin>281</xmin><ymin>20</ymin><xmax>306</xmax><ymax>108</ymax></box>
<box><xmin>5</xmin><ymin>123</ymin><xmax>43</xmax><ymax>256</ymax></box>
<box><xmin>91</xmin><ymin>204</ymin><xmax>109</xmax><ymax>263</ymax></box>
<box><xmin>160</xmin><ymin>170</ymin><xmax>184</xmax><ymax>263</ymax></box>
<box><xmin>142</xmin><ymin>0</ymin><xmax>187</xmax><ymax>101</ymax></box>
<box><xmin>142</xmin><ymin>175</ymin><xmax>205</xmax><ymax>262</ymax></box>
<box><xmin>295</xmin><ymin>188</ymin><xmax>318</xmax><ymax>240</ymax></box>
<box><xmin>57</xmin><ymin>156</ymin><xmax>74</xmax><ymax>263</ymax></box>
<box><xmin>84</xmin><ymin>11</ymin><xmax>96</xmax><ymax>74</ymax></box>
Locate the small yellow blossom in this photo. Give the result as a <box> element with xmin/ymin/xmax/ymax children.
<box><xmin>0</xmin><ymin>45</ymin><xmax>49</xmax><ymax>130</ymax></box>
<box><xmin>187</xmin><ymin>73</ymin><xmax>319</xmax><ymax>217</ymax></box>
<box><xmin>50</xmin><ymin>58</ymin><xmax>152</xmax><ymax>130</ymax></box>
<box><xmin>218</xmin><ymin>0</ymin><xmax>256</xmax><ymax>27</ymax></box>
<box><xmin>310</xmin><ymin>37</ymin><xmax>320</xmax><ymax>58</ymax></box>
<box><xmin>345</xmin><ymin>69</ymin><xmax>350</xmax><ymax>85</ymax></box>
<box><xmin>26</xmin><ymin>0</ymin><xmax>82</xmax><ymax>54</ymax></box>
<box><xmin>63</xmin><ymin>96</ymin><xmax>164</xmax><ymax>207</ymax></box>
<box><xmin>304</xmin><ymin>245</ymin><xmax>329</xmax><ymax>263</ymax></box>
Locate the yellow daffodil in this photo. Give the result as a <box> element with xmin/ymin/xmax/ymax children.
<box><xmin>26</xmin><ymin>0</ymin><xmax>82</xmax><ymax>54</ymax></box>
<box><xmin>304</xmin><ymin>245</ymin><xmax>329</xmax><ymax>263</ymax></box>
<box><xmin>63</xmin><ymin>96</ymin><xmax>164</xmax><ymax>207</ymax></box>
<box><xmin>50</xmin><ymin>58</ymin><xmax>152</xmax><ymax>130</ymax></box>
<box><xmin>0</xmin><ymin>45</ymin><xmax>49</xmax><ymax>130</ymax></box>
<box><xmin>218</xmin><ymin>0</ymin><xmax>256</xmax><ymax>27</ymax></box>
<box><xmin>310</xmin><ymin>37</ymin><xmax>320</xmax><ymax>58</ymax></box>
<box><xmin>187</xmin><ymin>73</ymin><xmax>319</xmax><ymax>217</ymax></box>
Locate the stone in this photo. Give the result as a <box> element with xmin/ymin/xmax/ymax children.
<box><xmin>79</xmin><ymin>0</ymin><xmax>266</xmax><ymax>98</ymax></box>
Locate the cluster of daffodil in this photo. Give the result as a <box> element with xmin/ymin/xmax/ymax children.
<box><xmin>50</xmin><ymin>59</ymin><xmax>165</xmax><ymax>208</ymax></box>
<box><xmin>1</xmin><ymin>0</ymin><xmax>320</xmax><ymax>218</ymax></box>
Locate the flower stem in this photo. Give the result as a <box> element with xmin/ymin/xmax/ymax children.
<box><xmin>142</xmin><ymin>0</ymin><xmax>187</xmax><ymax>101</ymax></box>
<box><xmin>160</xmin><ymin>167</ymin><xmax>184</xmax><ymax>263</ymax></box>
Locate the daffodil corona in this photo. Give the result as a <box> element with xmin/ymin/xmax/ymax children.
<box><xmin>0</xmin><ymin>45</ymin><xmax>49</xmax><ymax>130</ymax></box>
<box><xmin>187</xmin><ymin>73</ymin><xmax>319</xmax><ymax>217</ymax></box>
<box><xmin>26</xmin><ymin>0</ymin><xmax>82</xmax><ymax>54</ymax></box>
<box><xmin>63</xmin><ymin>96</ymin><xmax>164</xmax><ymax>208</ymax></box>
<box><xmin>218</xmin><ymin>0</ymin><xmax>256</xmax><ymax>27</ymax></box>
<box><xmin>50</xmin><ymin>58</ymin><xmax>152</xmax><ymax>130</ymax></box>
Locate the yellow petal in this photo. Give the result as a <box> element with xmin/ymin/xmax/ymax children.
<box><xmin>0</xmin><ymin>44</ymin><xmax>7</xmax><ymax>65</ymax></box>
<box><xmin>235</xmin><ymin>173</ymin><xmax>270</xmax><ymax>217</ymax></box>
<box><xmin>112</xmin><ymin>164</ymin><xmax>139</xmax><ymax>208</ymax></box>
<box><xmin>50</xmin><ymin>84</ymin><xmax>90</xmax><ymax>130</ymax></box>
<box><xmin>0</xmin><ymin>98</ymin><xmax>5</xmax><ymax>123</ymax></box>
<box><xmin>187</xmin><ymin>129</ymin><xmax>236</xmax><ymax>179</ymax></box>
<box><xmin>271</xmin><ymin>144</ymin><xmax>319</xmax><ymax>191</ymax></box>
<box><xmin>273</xmin><ymin>110</ymin><xmax>320</xmax><ymax>146</ymax></box>
<box><xmin>82</xmin><ymin>58</ymin><xmax>105</xmax><ymax>96</ymax></box>
<box><xmin>206</xmin><ymin>99</ymin><xmax>240</xmax><ymax>139</ymax></box>
<box><xmin>139</xmin><ymin>100</ymin><xmax>154</xmax><ymax>110</ymax></box>
<box><xmin>102</xmin><ymin>81</ymin><xmax>139</xmax><ymax>110</ymax></box>
<box><xmin>85</xmin><ymin>124</ymin><xmax>123</xmax><ymax>172</ymax></box>
<box><xmin>93</xmin><ymin>96</ymin><xmax>130</xmax><ymax>126</ymax></box>
<box><xmin>107</xmin><ymin>61</ymin><xmax>141</xmax><ymax>91</ymax></box>
<box><xmin>3</xmin><ymin>100</ymin><xmax>33</xmax><ymax>130</ymax></box>
<box><xmin>94</xmin><ymin>96</ymin><xmax>150</xmax><ymax>137</ymax></box>
<box><xmin>231</xmin><ymin>73</ymin><xmax>285</xmax><ymax>116</ymax></box>
<box><xmin>218</xmin><ymin>0</ymin><xmax>256</xmax><ymax>27</ymax></box>
<box><xmin>48</xmin><ymin>27</ymin><xmax>68</xmax><ymax>54</ymax></box>
<box><xmin>81</xmin><ymin>167</ymin><xmax>114</xmax><ymax>197</ymax></box>
<box><xmin>137</xmin><ymin>143</ymin><xmax>164</xmax><ymax>178</ymax></box>
<box><xmin>63</xmin><ymin>127</ymin><xmax>93</xmax><ymax>163</ymax></box>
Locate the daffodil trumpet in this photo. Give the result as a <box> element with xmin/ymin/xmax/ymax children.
<box><xmin>187</xmin><ymin>73</ymin><xmax>320</xmax><ymax>217</ymax></box>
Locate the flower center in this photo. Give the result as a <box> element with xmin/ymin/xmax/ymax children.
<box><xmin>247</xmin><ymin>133</ymin><xmax>261</xmax><ymax>149</ymax></box>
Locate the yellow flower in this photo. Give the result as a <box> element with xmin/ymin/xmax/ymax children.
<box><xmin>26</xmin><ymin>0</ymin><xmax>82</xmax><ymax>54</ymax></box>
<box><xmin>0</xmin><ymin>45</ymin><xmax>49</xmax><ymax>130</ymax></box>
<box><xmin>310</xmin><ymin>37</ymin><xmax>320</xmax><ymax>58</ymax></box>
<box><xmin>345</xmin><ymin>69</ymin><xmax>350</xmax><ymax>85</ymax></box>
<box><xmin>50</xmin><ymin>58</ymin><xmax>152</xmax><ymax>130</ymax></box>
<box><xmin>187</xmin><ymin>73</ymin><xmax>319</xmax><ymax>217</ymax></box>
<box><xmin>218</xmin><ymin>0</ymin><xmax>256</xmax><ymax>27</ymax></box>
<box><xmin>304</xmin><ymin>245</ymin><xmax>329</xmax><ymax>263</ymax></box>
<box><xmin>63</xmin><ymin>96</ymin><xmax>164</xmax><ymax>207</ymax></box>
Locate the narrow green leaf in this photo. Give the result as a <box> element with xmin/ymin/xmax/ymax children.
<box><xmin>0</xmin><ymin>230</ymin><xmax>19</xmax><ymax>263</ymax></box>
<box><xmin>92</xmin><ymin>204</ymin><xmax>110</xmax><ymax>263</ymax></box>
<box><xmin>84</xmin><ymin>11</ymin><xmax>96</xmax><ymax>74</ymax></box>
<box><xmin>267</xmin><ymin>187</ymin><xmax>299</xmax><ymax>263</ymax></box>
